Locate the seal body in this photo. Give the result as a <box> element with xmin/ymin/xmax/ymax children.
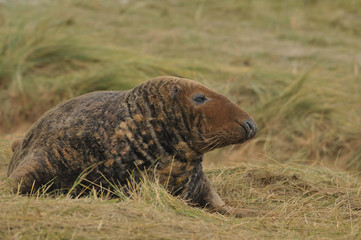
<box><xmin>8</xmin><ymin>76</ymin><xmax>257</xmax><ymax>217</ymax></box>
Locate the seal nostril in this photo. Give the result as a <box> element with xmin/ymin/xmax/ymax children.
<box><xmin>236</xmin><ymin>120</ymin><xmax>249</xmax><ymax>138</ymax></box>
<box><xmin>245</xmin><ymin>121</ymin><xmax>252</xmax><ymax>131</ymax></box>
<box><xmin>237</xmin><ymin>118</ymin><xmax>257</xmax><ymax>139</ymax></box>
<box><xmin>243</xmin><ymin>120</ymin><xmax>252</xmax><ymax>138</ymax></box>
<box><xmin>247</xmin><ymin>118</ymin><xmax>257</xmax><ymax>137</ymax></box>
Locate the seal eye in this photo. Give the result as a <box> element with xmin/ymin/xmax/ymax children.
<box><xmin>193</xmin><ymin>94</ymin><xmax>207</xmax><ymax>104</ymax></box>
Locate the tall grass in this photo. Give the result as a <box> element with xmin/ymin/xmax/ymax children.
<box><xmin>0</xmin><ymin>4</ymin><xmax>100</xmax><ymax>128</ymax></box>
<box><xmin>0</xmin><ymin>0</ymin><xmax>361</xmax><ymax>168</ymax></box>
<box><xmin>1</xmin><ymin>1</ymin><xmax>361</xmax><ymax>238</ymax></box>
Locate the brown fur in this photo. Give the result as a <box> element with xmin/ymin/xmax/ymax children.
<box><xmin>7</xmin><ymin>76</ymin><xmax>258</xmax><ymax>217</ymax></box>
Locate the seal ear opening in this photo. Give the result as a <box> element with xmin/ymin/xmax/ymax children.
<box><xmin>171</xmin><ymin>86</ymin><xmax>180</xmax><ymax>100</ymax></box>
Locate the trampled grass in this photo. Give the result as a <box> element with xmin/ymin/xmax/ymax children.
<box><xmin>1</xmin><ymin>0</ymin><xmax>361</xmax><ymax>239</ymax></box>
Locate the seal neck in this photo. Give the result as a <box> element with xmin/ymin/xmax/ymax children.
<box><xmin>124</xmin><ymin>86</ymin><xmax>202</xmax><ymax>164</ymax></box>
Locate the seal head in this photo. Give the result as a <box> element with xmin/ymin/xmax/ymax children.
<box><xmin>142</xmin><ymin>77</ymin><xmax>257</xmax><ymax>154</ymax></box>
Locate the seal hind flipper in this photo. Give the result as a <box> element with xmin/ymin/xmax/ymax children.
<box><xmin>8</xmin><ymin>161</ymin><xmax>41</xmax><ymax>194</ymax></box>
<box><xmin>11</xmin><ymin>138</ymin><xmax>22</xmax><ymax>152</ymax></box>
<box><xmin>7</xmin><ymin>156</ymin><xmax>56</xmax><ymax>194</ymax></box>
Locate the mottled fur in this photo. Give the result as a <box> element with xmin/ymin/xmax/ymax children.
<box><xmin>7</xmin><ymin>76</ymin><xmax>257</xmax><ymax>217</ymax></box>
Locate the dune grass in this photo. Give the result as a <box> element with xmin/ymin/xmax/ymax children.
<box><xmin>1</xmin><ymin>0</ymin><xmax>360</xmax><ymax>167</ymax></box>
<box><xmin>1</xmin><ymin>0</ymin><xmax>361</xmax><ymax>239</ymax></box>
<box><xmin>1</xmin><ymin>139</ymin><xmax>361</xmax><ymax>239</ymax></box>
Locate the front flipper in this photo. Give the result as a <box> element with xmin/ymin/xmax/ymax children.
<box><xmin>185</xmin><ymin>165</ymin><xmax>260</xmax><ymax>218</ymax></box>
<box><xmin>199</xmin><ymin>174</ymin><xmax>260</xmax><ymax>217</ymax></box>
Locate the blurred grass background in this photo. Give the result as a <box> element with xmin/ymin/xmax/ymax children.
<box><xmin>1</xmin><ymin>0</ymin><xmax>361</xmax><ymax>239</ymax></box>
<box><xmin>1</xmin><ymin>0</ymin><xmax>360</xmax><ymax>170</ymax></box>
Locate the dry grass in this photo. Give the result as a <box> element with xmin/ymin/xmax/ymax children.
<box><xmin>1</xmin><ymin>139</ymin><xmax>361</xmax><ymax>239</ymax></box>
<box><xmin>1</xmin><ymin>0</ymin><xmax>360</xmax><ymax>168</ymax></box>
<box><xmin>1</xmin><ymin>0</ymin><xmax>361</xmax><ymax>239</ymax></box>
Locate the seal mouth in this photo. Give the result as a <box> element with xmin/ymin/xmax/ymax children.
<box><xmin>236</xmin><ymin>118</ymin><xmax>257</xmax><ymax>140</ymax></box>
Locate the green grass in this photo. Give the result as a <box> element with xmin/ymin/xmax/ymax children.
<box><xmin>1</xmin><ymin>0</ymin><xmax>361</xmax><ymax>238</ymax></box>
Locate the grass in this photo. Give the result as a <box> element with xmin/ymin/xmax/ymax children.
<box><xmin>1</xmin><ymin>0</ymin><xmax>360</xmax><ymax>166</ymax></box>
<box><xmin>1</xmin><ymin>0</ymin><xmax>361</xmax><ymax>239</ymax></box>
<box><xmin>1</xmin><ymin>139</ymin><xmax>361</xmax><ymax>239</ymax></box>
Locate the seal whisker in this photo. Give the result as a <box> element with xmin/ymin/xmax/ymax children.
<box><xmin>201</xmin><ymin>134</ymin><xmax>225</xmax><ymax>152</ymax></box>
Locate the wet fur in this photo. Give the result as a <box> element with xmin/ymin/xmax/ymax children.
<box><xmin>8</xmin><ymin>76</ymin><xmax>257</xmax><ymax>217</ymax></box>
